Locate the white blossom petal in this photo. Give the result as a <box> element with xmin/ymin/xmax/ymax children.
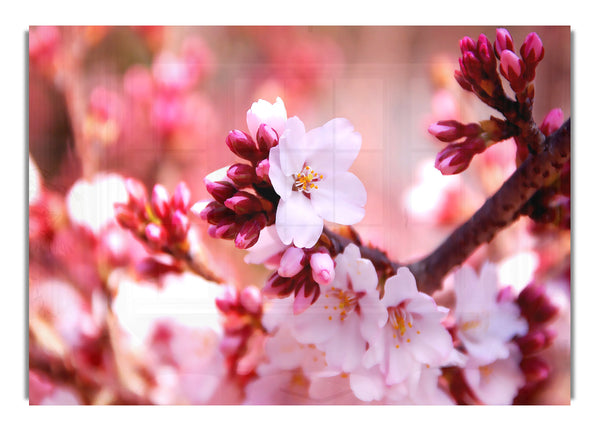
<box><xmin>304</xmin><ymin>118</ymin><xmax>362</xmax><ymax>175</ymax></box>
<box><xmin>275</xmin><ymin>192</ymin><xmax>323</xmax><ymax>248</ymax></box>
<box><xmin>278</xmin><ymin>116</ymin><xmax>307</xmax><ymax>176</ymax></box>
<box><xmin>246</xmin><ymin>97</ymin><xmax>287</xmax><ymax>139</ymax></box>
<box><xmin>309</xmin><ymin>172</ymin><xmax>366</xmax><ymax>225</ymax></box>
<box><xmin>268</xmin><ymin>146</ymin><xmax>294</xmax><ymax>200</ymax></box>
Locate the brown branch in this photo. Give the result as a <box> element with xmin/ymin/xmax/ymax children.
<box><xmin>408</xmin><ymin>118</ymin><xmax>570</xmax><ymax>294</ymax></box>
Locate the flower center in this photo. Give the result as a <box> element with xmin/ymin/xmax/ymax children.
<box><xmin>293</xmin><ymin>165</ymin><xmax>323</xmax><ymax>193</ymax></box>
<box><xmin>388</xmin><ymin>306</ymin><xmax>420</xmax><ymax>348</ymax></box>
<box><xmin>323</xmin><ymin>287</ymin><xmax>364</xmax><ymax>322</ymax></box>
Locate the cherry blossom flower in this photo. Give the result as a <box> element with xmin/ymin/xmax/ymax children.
<box><xmin>462</xmin><ymin>345</ymin><xmax>525</xmax><ymax>405</ymax></box>
<box><xmin>453</xmin><ymin>262</ymin><xmax>528</xmax><ymax>365</ymax></box>
<box><xmin>291</xmin><ymin>244</ymin><xmax>386</xmax><ymax>372</ymax></box>
<box><xmin>364</xmin><ymin>267</ymin><xmax>453</xmax><ymax>385</ymax></box>
<box><xmin>268</xmin><ymin>116</ymin><xmax>366</xmax><ymax>248</ymax></box>
<box><xmin>384</xmin><ymin>364</ymin><xmax>455</xmax><ymax>405</ymax></box>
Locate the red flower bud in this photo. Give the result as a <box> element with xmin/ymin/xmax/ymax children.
<box><xmin>454</xmin><ymin>70</ymin><xmax>473</xmax><ymax>92</ymax></box>
<box><xmin>125</xmin><ymin>178</ymin><xmax>148</xmax><ymax>212</ymax></box>
<box><xmin>256</xmin><ymin>123</ymin><xmax>279</xmax><ymax>154</ymax></box>
<box><xmin>520</xmin><ymin>356</ymin><xmax>550</xmax><ymax>383</ymax></box>
<box><xmin>170</xmin><ymin>210</ymin><xmax>190</xmax><ymax>242</ymax></box>
<box><xmin>477</xmin><ymin>34</ymin><xmax>496</xmax><ymax>73</ymax></box>
<box><xmin>234</xmin><ymin>213</ymin><xmax>267</xmax><ymax>249</ymax></box>
<box><xmin>435</xmin><ymin>138</ymin><xmax>486</xmax><ymax>175</ymax></box>
<box><xmin>540</xmin><ymin>108</ymin><xmax>564</xmax><ymax>136</ymax></box>
<box><xmin>459</xmin><ymin>36</ymin><xmax>476</xmax><ymax>55</ymax></box>
<box><xmin>151</xmin><ymin>184</ymin><xmax>170</xmax><ymax>221</ymax></box>
<box><xmin>145</xmin><ymin>223</ymin><xmax>168</xmax><ymax>249</ymax></box>
<box><xmin>224</xmin><ymin>191</ymin><xmax>264</xmax><ymax>215</ymax></box>
<box><xmin>240</xmin><ymin>286</ymin><xmax>262</xmax><ymax>314</ymax></box>
<box><xmin>114</xmin><ymin>203</ymin><xmax>141</xmax><ymax>231</ymax></box>
<box><xmin>520</xmin><ymin>32</ymin><xmax>544</xmax><ymax>66</ymax></box>
<box><xmin>428</xmin><ymin>120</ymin><xmax>465</xmax><ymax>142</ymax></box>
<box><xmin>494</xmin><ymin>28</ymin><xmax>514</xmax><ymax>58</ymax></box>
<box><xmin>225</xmin><ymin>129</ymin><xmax>261</xmax><ymax>163</ymax></box>
<box><xmin>171</xmin><ymin>182</ymin><xmax>191</xmax><ymax>212</ymax></box>
<box><xmin>205</xmin><ymin>180</ymin><xmax>238</xmax><ymax>204</ymax></box>
<box><xmin>227</xmin><ymin>163</ymin><xmax>258</xmax><ymax>188</ymax></box>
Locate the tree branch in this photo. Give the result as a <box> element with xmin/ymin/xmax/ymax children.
<box><xmin>408</xmin><ymin>118</ymin><xmax>570</xmax><ymax>294</ymax></box>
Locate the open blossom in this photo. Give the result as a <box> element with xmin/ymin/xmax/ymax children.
<box><xmin>364</xmin><ymin>268</ymin><xmax>453</xmax><ymax>385</ymax></box>
<box><xmin>291</xmin><ymin>244</ymin><xmax>387</xmax><ymax>372</ymax></box>
<box><xmin>268</xmin><ymin>116</ymin><xmax>366</xmax><ymax>248</ymax></box>
<box><xmin>246</xmin><ymin>97</ymin><xmax>287</xmax><ymax>139</ymax></box>
<box><xmin>453</xmin><ymin>262</ymin><xmax>528</xmax><ymax>365</ymax></box>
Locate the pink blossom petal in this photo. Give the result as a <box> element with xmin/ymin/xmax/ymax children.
<box><xmin>268</xmin><ymin>146</ymin><xmax>294</xmax><ymax>200</ymax></box>
<box><xmin>278</xmin><ymin>116</ymin><xmax>307</xmax><ymax>177</ymax></box>
<box><xmin>349</xmin><ymin>367</ymin><xmax>386</xmax><ymax>402</ymax></box>
<box><xmin>309</xmin><ymin>172</ymin><xmax>366</xmax><ymax>225</ymax></box>
<box><xmin>275</xmin><ymin>193</ymin><xmax>323</xmax><ymax>248</ymax></box>
<box><xmin>381</xmin><ymin>267</ymin><xmax>419</xmax><ymax>307</ymax></box>
<box><xmin>304</xmin><ymin>118</ymin><xmax>361</xmax><ymax>176</ymax></box>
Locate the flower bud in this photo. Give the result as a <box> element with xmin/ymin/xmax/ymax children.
<box><xmin>125</xmin><ymin>178</ymin><xmax>148</xmax><ymax>211</ymax></box>
<box><xmin>205</xmin><ymin>180</ymin><xmax>238</xmax><ymax>204</ymax></box>
<box><xmin>263</xmin><ymin>272</ymin><xmax>296</xmax><ymax>298</ymax></box>
<box><xmin>278</xmin><ymin>247</ymin><xmax>306</xmax><ymax>278</ymax></box>
<box><xmin>310</xmin><ymin>252</ymin><xmax>335</xmax><ymax>285</ymax></box>
<box><xmin>170</xmin><ymin>210</ymin><xmax>190</xmax><ymax>242</ymax></box>
<box><xmin>459</xmin><ymin>36</ymin><xmax>476</xmax><ymax>55</ymax></box>
<box><xmin>225</xmin><ymin>129</ymin><xmax>261</xmax><ymax>163</ymax></box>
<box><xmin>213</xmin><ymin>219</ymin><xmax>240</xmax><ymax>240</ymax></box>
<box><xmin>428</xmin><ymin>120</ymin><xmax>464</xmax><ymax>142</ymax></box>
<box><xmin>255</xmin><ymin>159</ymin><xmax>270</xmax><ymax>181</ymax></box>
<box><xmin>516</xmin><ymin>328</ymin><xmax>556</xmax><ymax>355</ymax></box>
<box><xmin>234</xmin><ymin>214</ymin><xmax>267</xmax><ymax>249</ymax></box>
<box><xmin>256</xmin><ymin>123</ymin><xmax>279</xmax><ymax>154</ymax></box>
<box><xmin>227</xmin><ymin>163</ymin><xmax>257</xmax><ymax>188</ymax></box>
<box><xmin>461</xmin><ymin>51</ymin><xmax>483</xmax><ymax>83</ymax></box>
<box><xmin>500</xmin><ymin>50</ymin><xmax>526</xmax><ymax>92</ymax></box>
<box><xmin>520</xmin><ymin>32</ymin><xmax>544</xmax><ymax>66</ymax></box>
<box><xmin>199</xmin><ymin>201</ymin><xmax>235</xmax><ymax>225</ymax></box>
<box><xmin>293</xmin><ymin>282</ymin><xmax>319</xmax><ymax>315</ymax></box>
<box><xmin>151</xmin><ymin>184</ymin><xmax>170</xmax><ymax>221</ymax></box>
<box><xmin>240</xmin><ymin>286</ymin><xmax>262</xmax><ymax>314</ymax></box>
<box><xmin>224</xmin><ymin>191</ymin><xmax>264</xmax><ymax>215</ymax></box>
<box><xmin>435</xmin><ymin>138</ymin><xmax>485</xmax><ymax>175</ymax></box>
<box><xmin>114</xmin><ymin>203</ymin><xmax>141</xmax><ymax>230</ymax></box>
<box><xmin>477</xmin><ymin>34</ymin><xmax>496</xmax><ymax>73</ymax></box>
<box><xmin>540</xmin><ymin>108</ymin><xmax>564</xmax><ymax>136</ymax></box>
<box><xmin>171</xmin><ymin>181</ymin><xmax>191</xmax><ymax>212</ymax></box>
<box><xmin>494</xmin><ymin>28</ymin><xmax>514</xmax><ymax>58</ymax></box>
<box><xmin>215</xmin><ymin>285</ymin><xmax>238</xmax><ymax>313</ymax></box>
<box><xmin>520</xmin><ymin>356</ymin><xmax>550</xmax><ymax>383</ymax></box>
<box><xmin>454</xmin><ymin>70</ymin><xmax>473</xmax><ymax>92</ymax></box>
<box><xmin>145</xmin><ymin>223</ymin><xmax>168</xmax><ymax>249</ymax></box>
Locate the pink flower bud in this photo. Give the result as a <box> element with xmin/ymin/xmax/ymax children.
<box><xmin>234</xmin><ymin>214</ymin><xmax>267</xmax><ymax>249</ymax></box>
<box><xmin>310</xmin><ymin>252</ymin><xmax>335</xmax><ymax>285</ymax></box>
<box><xmin>240</xmin><ymin>286</ymin><xmax>262</xmax><ymax>314</ymax></box>
<box><xmin>213</xmin><ymin>219</ymin><xmax>239</xmax><ymax>240</ymax></box>
<box><xmin>224</xmin><ymin>191</ymin><xmax>263</xmax><ymax>215</ymax></box>
<box><xmin>520</xmin><ymin>357</ymin><xmax>550</xmax><ymax>383</ymax></box>
<box><xmin>227</xmin><ymin>163</ymin><xmax>257</xmax><ymax>188</ymax></box>
<box><xmin>215</xmin><ymin>285</ymin><xmax>238</xmax><ymax>313</ymax></box>
<box><xmin>145</xmin><ymin>223</ymin><xmax>168</xmax><ymax>249</ymax></box>
<box><xmin>170</xmin><ymin>210</ymin><xmax>190</xmax><ymax>242</ymax></box>
<box><xmin>293</xmin><ymin>282</ymin><xmax>319</xmax><ymax>315</ymax></box>
<box><xmin>454</xmin><ymin>70</ymin><xmax>473</xmax><ymax>92</ymax></box>
<box><xmin>461</xmin><ymin>51</ymin><xmax>483</xmax><ymax>83</ymax></box>
<box><xmin>520</xmin><ymin>32</ymin><xmax>544</xmax><ymax>65</ymax></box>
<box><xmin>459</xmin><ymin>36</ymin><xmax>476</xmax><ymax>55</ymax></box>
<box><xmin>278</xmin><ymin>247</ymin><xmax>306</xmax><ymax>278</ymax></box>
<box><xmin>114</xmin><ymin>203</ymin><xmax>141</xmax><ymax>230</ymax></box>
<box><xmin>255</xmin><ymin>159</ymin><xmax>270</xmax><ymax>181</ymax></box>
<box><xmin>516</xmin><ymin>329</ymin><xmax>556</xmax><ymax>355</ymax></box>
<box><xmin>435</xmin><ymin>138</ymin><xmax>485</xmax><ymax>175</ymax></box>
<box><xmin>125</xmin><ymin>178</ymin><xmax>148</xmax><ymax>212</ymax></box>
<box><xmin>263</xmin><ymin>272</ymin><xmax>296</xmax><ymax>298</ymax></box>
<box><xmin>225</xmin><ymin>129</ymin><xmax>261</xmax><ymax>163</ymax></box>
<box><xmin>500</xmin><ymin>50</ymin><xmax>522</xmax><ymax>79</ymax></box>
<box><xmin>151</xmin><ymin>184</ymin><xmax>170</xmax><ymax>221</ymax></box>
<box><xmin>540</xmin><ymin>108</ymin><xmax>564</xmax><ymax>136</ymax></box>
<box><xmin>428</xmin><ymin>121</ymin><xmax>462</xmax><ymax>142</ymax></box>
<box><xmin>205</xmin><ymin>180</ymin><xmax>238</xmax><ymax>204</ymax></box>
<box><xmin>199</xmin><ymin>201</ymin><xmax>235</xmax><ymax>224</ymax></box>
<box><xmin>477</xmin><ymin>34</ymin><xmax>496</xmax><ymax>72</ymax></box>
<box><xmin>494</xmin><ymin>28</ymin><xmax>514</xmax><ymax>58</ymax></box>
<box><xmin>256</xmin><ymin>123</ymin><xmax>279</xmax><ymax>154</ymax></box>
<box><xmin>171</xmin><ymin>182</ymin><xmax>191</xmax><ymax>212</ymax></box>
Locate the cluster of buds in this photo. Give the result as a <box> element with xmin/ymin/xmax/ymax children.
<box><xmin>115</xmin><ymin>178</ymin><xmax>193</xmax><ymax>255</ymax></box>
<box><xmin>513</xmin><ymin>283</ymin><xmax>560</xmax><ymax>403</ymax></box>
<box><xmin>497</xmin><ymin>30</ymin><xmax>545</xmax><ymax>94</ymax></box>
<box><xmin>429</xmin><ymin>117</ymin><xmax>517</xmax><ymax>175</ymax></box>
<box><xmin>215</xmin><ymin>285</ymin><xmax>266</xmax><ymax>378</ymax></box>
<box><xmin>263</xmin><ymin>246</ymin><xmax>335</xmax><ymax>314</ymax></box>
<box><xmin>198</xmin><ymin>124</ymin><xmax>281</xmax><ymax>249</ymax></box>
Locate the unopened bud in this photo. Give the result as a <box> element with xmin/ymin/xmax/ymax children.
<box><xmin>225</xmin><ymin>129</ymin><xmax>261</xmax><ymax>163</ymax></box>
<box><xmin>520</xmin><ymin>356</ymin><xmax>550</xmax><ymax>383</ymax></box>
<box><xmin>125</xmin><ymin>178</ymin><xmax>148</xmax><ymax>211</ymax></box>
<box><xmin>516</xmin><ymin>329</ymin><xmax>556</xmax><ymax>355</ymax></box>
<box><xmin>227</xmin><ymin>163</ymin><xmax>257</xmax><ymax>188</ymax></box>
<box><xmin>256</xmin><ymin>123</ymin><xmax>279</xmax><ymax>154</ymax></box>
<box><xmin>114</xmin><ymin>203</ymin><xmax>141</xmax><ymax>230</ymax></box>
<box><xmin>500</xmin><ymin>50</ymin><xmax>526</xmax><ymax>92</ymax></box>
<box><xmin>310</xmin><ymin>252</ymin><xmax>335</xmax><ymax>285</ymax></box>
<box><xmin>151</xmin><ymin>184</ymin><xmax>170</xmax><ymax>221</ymax></box>
<box><xmin>215</xmin><ymin>285</ymin><xmax>238</xmax><ymax>313</ymax></box>
<box><xmin>494</xmin><ymin>28</ymin><xmax>514</xmax><ymax>58</ymax></box>
<box><xmin>170</xmin><ymin>210</ymin><xmax>190</xmax><ymax>242</ymax></box>
<box><xmin>520</xmin><ymin>32</ymin><xmax>544</xmax><ymax>66</ymax></box>
<box><xmin>234</xmin><ymin>214</ymin><xmax>267</xmax><ymax>249</ymax></box>
<box><xmin>199</xmin><ymin>201</ymin><xmax>235</xmax><ymax>225</ymax></box>
<box><xmin>540</xmin><ymin>108</ymin><xmax>564</xmax><ymax>136</ymax></box>
<box><xmin>428</xmin><ymin>120</ymin><xmax>464</xmax><ymax>143</ymax></box>
<box><xmin>454</xmin><ymin>70</ymin><xmax>473</xmax><ymax>92</ymax></box>
<box><xmin>278</xmin><ymin>247</ymin><xmax>306</xmax><ymax>278</ymax></box>
<box><xmin>435</xmin><ymin>138</ymin><xmax>485</xmax><ymax>175</ymax></box>
<box><xmin>145</xmin><ymin>223</ymin><xmax>168</xmax><ymax>249</ymax></box>
<box><xmin>240</xmin><ymin>286</ymin><xmax>262</xmax><ymax>314</ymax></box>
<box><xmin>477</xmin><ymin>34</ymin><xmax>496</xmax><ymax>72</ymax></box>
<box><xmin>459</xmin><ymin>36</ymin><xmax>476</xmax><ymax>55</ymax></box>
<box><xmin>255</xmin><ymin>159</ymin><xmax>270</xmax><ymax>181</ymax></box>
<box><xmin>171</xmin><ymin>182</ymin><xmax>191</xmax><ymax>212</ymax></box>
<box><xmin>224</xmin><ymin>191</ymin><xmax>264</xmax><ymax>215</ymax></box>
<box><xmin>205</xmin><ymin>180</ymin><xmax>238</xmax><ymax>204</ymax></box>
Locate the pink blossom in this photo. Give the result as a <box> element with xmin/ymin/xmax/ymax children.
<box><xmin>364</xmin><ymin>268</ymin><xmax>453</xmax><ymax>385</ymax></box>
<box><xmin>453</xmin><ymin>262</ymin><xmax>528</xmax><ymax>365</ymax></box>
<box><xmin>246</xmin><ymin>97</ymin><xmax>287</xmax><ymax>140</ymax></box>
<box><xmin>291</xmin><ymin>244</ymin><xmax>386</xmax><ymax>372</ymax></box>
<box><xmin>269</xmin><ymin>116</ymin><xmax>366</xmax><ymax>248</ymax></box>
